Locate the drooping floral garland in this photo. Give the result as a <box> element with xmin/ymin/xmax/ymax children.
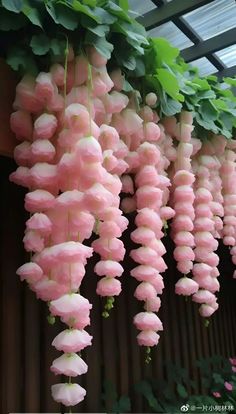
<box><xmin>2</xmin><ymin>0</ymin><xmax>236</xmax><ymax>411</ymax></box>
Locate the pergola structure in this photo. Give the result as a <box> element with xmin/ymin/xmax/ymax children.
<box><xmin>134</xmin><ymin>0</ymin><xmax>236</xmax><ymax>78</ymax></box>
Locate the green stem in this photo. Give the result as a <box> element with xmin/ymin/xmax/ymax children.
<box><xmin>87</xmin><ymin>62</ymin><xmax>93</xmax><ymax>136</ymax></box>
<box><xmin>63</xmin><ymin>35</ymin><xmax>69</xmax><ymax>105</ymax></box>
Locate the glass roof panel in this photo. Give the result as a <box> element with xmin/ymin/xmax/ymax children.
<box><xmin>190</xmin><ymin>57</ymin><xmax>217</xmax><ymax>76</ymax></box>
<box><xmin>215</xmin><ymin>45</ymin><xmax>236</xmax><ymax>67</ymax></box>
<box><xmin>183</xmin><ymin>0</ymin><xmax>236</xmax><ymax>41</ymax></box>
<box><xmin>129</xmin><ymin>0</ymin><xmax>156</xmax><ymax>16</ymax></box>
<box><xmin>148</xmin><ymin>21</ymin><xmax>194</xmax><ymax>50</ymax></box>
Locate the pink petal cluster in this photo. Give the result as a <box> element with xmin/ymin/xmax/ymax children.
<box><xmin>9</xmin><ymin>43</ymin><xmax>236</xmax><ymax>412</ymax></box>
<box><xmin>171</xmin><ymin>112</ymin><xmax>198</xmax><ymax>293</ymax></box>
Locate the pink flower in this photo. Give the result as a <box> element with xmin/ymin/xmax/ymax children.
<box><xmin>173</xmin><ymin>231</ymin><xmax>195</xmax><ymax>247</ymax></box>
<box><xmin>61</xmin><ymin>312</ymin><xmax>90</xmax><ymax>330</ymax></box>
<box><xmin>84</xmin><ymin>183</ymin><xmax>114</xmax><ymax>213</ymax></box>
<box><xmin>92</xmin><ymin>237</ymin><xmax>125</xmax><ymax>261</ymax></box>
<box><xmin>212</xmin><ymin>392</ymin><xmax>221</xmax><ymax>398</ymax></box>
<box><xmin>137</xmin><ymin>330</ymin><xmax>160</xmax><ymax>347</ymax></box>
<box><xmin>98</xmin><ymin>221</ymin><xmax>121</xmax><ymax>238</ymax></box>
<box><xmin>9</xmin><ymin>166</ymin><xmax>32</xmax><ymax>189</ymax></box>
<box><xmin>135</xmin><ymin>165</ymin><xmax>160</xmax><ymax>187</ymax></box>
<box><xmin>26</xmin><ymin>213</ymin><xmax>52</xmax><ymax>235</ymax></box>
<box><xmin>51</xmin><ymin>383</ymin><xmax>86</xmax><ymax>406</ymax></box>
<box><xmin>172</xmin><ymin>216</ymin><xmax>194</xmax><ymax>232</ymax></box>
<box><xmin>14</xmin><ymin>141</ymin><xmax>31</xmax><ymax>166</ymax></box>
<box><xmin>35</xmin><ymin>72</ymin><xmax>55</xmax><ymax>102</ymax></box>
<box><xmin>130</xmin><ymin>246</ymin><xmax>158</xmax><ymax>266</ymax></box>
<box><xmin>173</xmin><ymin>170</ymin><xmax>195</xmax><ymax>186</ymax></box>
<box><xmin>199</xmin><ymin>304</ymin><xmax>216</xmax><ymax>318</ymax></box>
<box><xmin>134</xmin><ymin>312</ymin><xmax>163</xmax><ymax>331</ymax></box>
<box><xmin>49</xmin><ymin>293</ymin><xmax>92</xmax><ymax>318</ymax></box>
<box><xmin>52</xmin><ymin>329</ymin><xmax>92</xmax><ymax>353</ymax></box>
<box><xmin>160</xmin><ymin>206</ymin><xmax>175</xmax><ymax>220</ymax></box>
<box><xmin>229</xmin><ymin>357</ymin><xmax>236</xmax><ymax>366</ymax></box>
<box><xmin>30</xmin><ymin>163</ymin><xmax>58</xmax><ymax>190</ymax></box>
<box><xmin>175</xmin><ymin>277</ymin><xmax>199</xmax><ymax>296</ymax></box>
<box><xmin>23</xmin><ymin>230</ymin><xmax>44</xmax><ymax>252</ymax></box>
<box><xmin>174</xmin><ymin>246</ymin><xmax>194</xmax><ymax>262</ymax></box>
<box><xmin>10</xmin><ymin>110</ymin><xmax>33</xmax><ymax>141</ymax></box>
<box><xmin>34</xmin><ymin>113</ymin><xmax>57</xmax><ymax>140</ymax></box>
<box><xmin>224</xmin><ymin>382</ymin><xmax>233</xmax><ymax>391</ymax></box>
<box><xmin>174</xmin><ymin>185</ymin><xmax>194</xmax><ymax>203</ymax></box>
<box><xmin>96</xmin><ymin>277</ymin><xmax>121</xmax><ymax>296</ymax></box>
<box><xmin>99</xmin><ymin>124</ymin><xmax>120</xmax><ymax>150</ymax></box>
<box><xmin>94</xmin><ymin>260</ymin><xmax>123</xmax><ymax>277</ymax></box>
<box><xmin>31</xmin><ymin>139</ymin><xmax>55</xmax><ymax>163</ymax></box>
<box><xmin>131</xmin><ymin>227</ymin><xmax>156</xmax><ymax>245</ymax></box>
<box><xmin>121</xmin><ymin>197</ymin><xmax>136</xmax><ymax>214</ymax></box>
<box><xmin>16</xmin><ymin>262</ymin><xmax>43</xmax><ymax>283</ymax></box>
<box><xmin>65</xmin><ymin>103</ymin><xmax>90</xmax><ymax>133</ymax></box>
<box><xmin>136</xmin><ymin>186</ymin><xmax>162</xmax><ymax>209</ymax></box>
<box><xmin>31</xmin><ymin>277</ymin><xmax>68</xmax><ymax>301</ymax></box>
<box><xmin>51</xmin><ymin>353</ymin><xmax>88</xmax><ymax>377</ymax></box>
<box><xmin>137</xmin><ymin>142</ymin><xmax>160</xmax><ymax>165</ymax></box>
<box><xmin>192</xmin><ymin>289</ymin><xmax>216</xmax><ymax>305</ymax></box>
<box><xmin>134</xmin><ymin>282</ymin><xmax>157</xmax><ymax>301</ymax></box>
<box><xmin>135</xmin><ymin>208</ymin><xmax>162</xmax><ymax>234</ymax></box>
<box><xmin>76</xmin><ymin>136</ymin><xmax>103</xmax><ymax>163</ymax></box>
<box><xmin>177</xmin><ymin>260</ymin><xmax>193</xmax><ymax>274</ymax></box>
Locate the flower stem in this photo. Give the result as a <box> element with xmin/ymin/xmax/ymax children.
<box><xmin>63</xmin><ymin>36</ymin><xmax>69</xmax><ymax>104</ymax></box>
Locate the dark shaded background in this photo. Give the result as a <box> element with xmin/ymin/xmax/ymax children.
<box><xmin>1</xmin><ymin>155</ymin><xmax>236</xmax><ymax>414</ymax></box>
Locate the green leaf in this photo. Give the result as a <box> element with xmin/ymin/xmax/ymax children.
<box><xmin>2</xmin><ymin>0</ymin><xmax>23</xmax><ymax>12</ymax></box>
<box><xmin>54</xmin><ymin>4</ymin><xmax>78</xmax><ymax>30</ymax></box>
<box><xmin>161</xmin><ymin>96</ymin><xmax>182</xmax><ymax>116</ymax></box>
<box><xmin>132</xmin><ymin>57</ymin><xmax>145</xmax><ymax>77</ymax></box>
<box><xmin>197</xmin><ymin>89</ymin><xmax>216</xmax><ymax>100</ymax></box>
<box><xmin>50</xmin><ymin>38</ymin><xmax>66</xmax><ymax>57</ymax></box>
<box><xmin>195</xmin><ymin>113</ymin><xmax>219</xmax><ymax>134</ymax></box>
<box><xmin>72</xmin><ymin>0</ymin><xmax>100</xmax><ymax>22</ymax></box>
<box><xmin>177</xmin><ymin>383</ymin><xmax>188</xmax><ymax>399</ymax></box>
<box><xmin>135</xmin><ymin>381</ymin><xmax>161</xmax><ymax>412</ymax></box>
<box><xmin>0</xmin><ymin>8</ymin><xmax>27</xmax><ymax>30</ymax></box>
<box><xmin>199</xmin><ymin>100</ymin><xmax>219</xmax><ymax>121</ymax></box>
<box><xmin>45</xmin><ymin>2</ymin><xmax>58</xmax><ymax>22</ymax></box>
<box><xmin>106</xmin><ymin>0</ymin><xmax>131</xmax><ymax>22</ymax></box>
<box><xmin>6</xmin><ymin>46</ymin><xmax>37</xmax><ymax>74</ymax></box>
<box><xmin>192</xmin><ymin>77</ymin><xmax>210</xmax><ymax>90</ymax></box>
<box><xmin>223</xmin><ymin>77</ymin><xmax>236</xmax><ymax>87</ymax></box>
<box><xmin>93</xmin><ymin>6</ymin><xmax>117</xmax><ymax>24</ymax></box>
<box><xmin>149</xmin><ymin>37</ymin><xmax>179</xmax><ymax>67</ymax></box>
<box><xmin>156</xmin><ymin>68</ymin><xmax>180</xmax><ymax>101</ymax></box>
<box><xmin>119</xmin><ymin>0</ymin><xmax>129</xmax><ymax>11</ymax></box>
<box><xmin>213</xmin><ymin>373</ymin><xmax>225</xmax><ymax>384</ymax></box>
<box><xmin>30</xmin><ymin>34</ymin><xmax>50</xmax><ymax>55</ymax></box>
<box><xmin>85</xmin><ymin>31</ymin><xmax>113</xmax><ymax>59</ymax></box>
<box><xmin>22</xmin><ymin>3</ymin><xmax>43</xmax><ymax>28</ymax></box>
<box><xmin>87</xmin><ymin>24</ymin><xmax>109</xmax><ymax>37</ymax></box>
<box><xmin>82</xmin><ymin>0</ymin><xmax>96</xmax><ymax>6</ymax></box>
<box><xmin>113</xmin><ymin>395</ymin><xmax>131</xmax><ymax>413</ymax></box>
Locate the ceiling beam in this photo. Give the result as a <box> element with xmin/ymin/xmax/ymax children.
<box><xmin>137</xmin><ymin>0</ymin><xmax>215</xmax><ymax>30</ymax></box>
<box><xmin>172</xmin><ymin>18</ymin><xmax>225</xmax><ymax>71</ymax></box>
<box><xmin>147</xmin><ymin>0</ymin><xmax>225</xmax><ymax>72</ymax></box>
<box><xmin>215</xmin><ymin>65</ymin><xmax>236</xmax><ymax>80</ymax></box>
<box><xmin>181</xmin><ymin>28</ymin><xmax>236</xmax><ymax>62</ymax></box>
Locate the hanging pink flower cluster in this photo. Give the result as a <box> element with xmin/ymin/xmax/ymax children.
<box><xmin>9</xmin><ymin>45</ymin><xmax>236</xmax><ymax>409</ymax></box>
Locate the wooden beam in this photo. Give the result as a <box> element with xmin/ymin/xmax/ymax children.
<box><xmin>137</xmin><ymin>0</ymin><xmax>215</xmax><ymax>30</ymax></box>
<box><xmin>181</xmin><ymin>28</ymin><xmax>236</xmax><ymax>63</ymax></box>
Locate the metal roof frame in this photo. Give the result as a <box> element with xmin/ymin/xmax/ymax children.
<box><xmin>137</xmin><ymin>0</ymin><xmax>236</xmax><ymax>78</ymax></box>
